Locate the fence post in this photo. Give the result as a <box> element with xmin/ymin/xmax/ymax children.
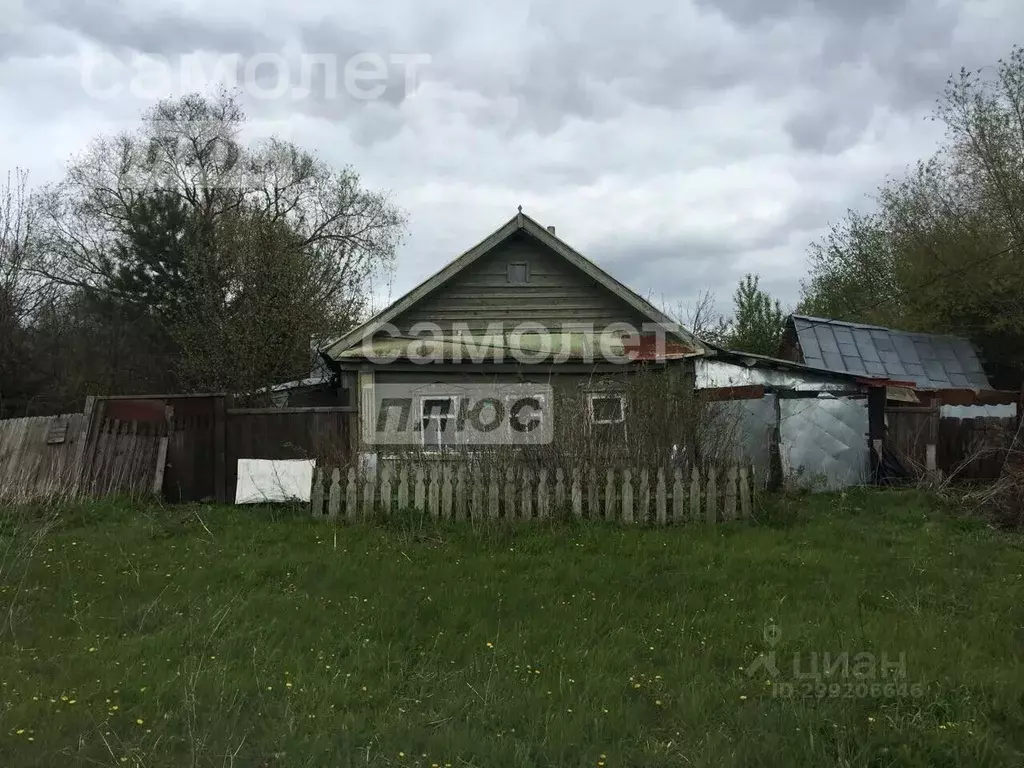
<box><xmin>571</xmin><ymin>468</ymin><xmax>582</xmax><ymax>519</ymax></box>
<box><xmin>488</xmin><ymin>469</ymin><xmax>500</xmax><ymax>519</ymax></box>
<box><xmin>672</xmin><ymin>467</ymin><xmax>684</xmax><ymax>523</ymax></box>
<box><xmin>72</xmin><ymin>395</ymin><xmax>99</xmax><ymax>497</ymax></box>
<box><xmin>440</xmin><ymin>465</ymin><xmax>453</xmax><ymax>520</ymax></box>
<box><xmin>310</xmin><ymin>466</ymin><xmax>325</xmax><ymax>517</ymax></box>
<box><xmin>638</xmin><ymin>468</ymin><xmax>650</xmax><ymax>525</ymax></box>
<box><xmin>346</xmin><ymin>468</ymin><xmax>358</xmax><ymax>522</ymax></box>
<box><xmin>471</xmin><ymin>467</ymin><xmax>484</xmax><ymax>521</ymax></box>
<box><xmin>604</xmin><ymin>469</ymin><xmax>615</xmax><ymax>522</ymax></box>
<box><xmin>362</xmin><ymin>468</ymin><xmax>375</xmax><ymax>521</ymax></box>
<box><xmin>690</xmin><ymin>466</ymin><xmax>701</xmax><ymax>521</ymax></box>
<box><xmin>521</xmin><ymin>468</ymin><xmax>533</xmax><ymax>521</ymax></box>
<box><xmin>706</xmin><ymin>467</ymin><xmax>718</xmax><ymax>525</ymax></box>
<box><xmin>455</xmin><ymin>466</ymin><xmax>467</xmax><ymax>521</ymax></box>
<box><xmin>397</xmin><ymin>466</ymin><xmax>409</xmax><ymax>511</ymax></box>
<box><xmin>655</xmin><ymin>468</ymin><xmax>667</xmax><ymax>526</ymax></box>
<box><xmin>537</xmin><ymin>468</ymin><xmax>549</xmax><ymax>520</ymax></box>
<box><xmin>724</xmin><ymin>467</ymin><xmax>737</xmax><ymax>521</ymax></box>
<box><xmin>621</xmin><ymin>469</ymin><xmax>634</xmax><ymax>524</ymax></box>
<box><xmin>380</xmin><ymin>466</ymin><xmax>392</xmax><ymax>518</ymax></box>
<box><xmin>328</xmin><ymin>468</ymin><xmax>342</xmax><ymax>520</ymax></box>
<box><xmin>554</xmin><ymin>468</ymin><xmax>565</xmax><ymax>512</ymax></box>
<box><xmin>428</xmin><ymin>466</ymin><xmax>440</xmax><ymax>519</ymax></box>
<box><xmin>504</xmin><ymin>467</ymin><xmax>515</xmax><ymax>520</ymax></box>
<box><xmin>414</xmin><ymin>467</ymin><xmax>425</xmax><ymax>513</ymax></box>
<box><xmin>587</xmin><ymin>467</ymin><xmax>598</xmax><ymax>519</ymax></box>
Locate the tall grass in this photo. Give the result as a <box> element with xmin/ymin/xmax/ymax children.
<box><xmin>0</xmin><ymin>490</ymin><xmax>1022</xmax><ymax>767</ymax></box>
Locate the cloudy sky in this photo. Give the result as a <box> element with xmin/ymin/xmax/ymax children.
<box><xmin>1</xmin><ymin>0</ymin><xmax>1022</xmax><ymax>319</ymax></box>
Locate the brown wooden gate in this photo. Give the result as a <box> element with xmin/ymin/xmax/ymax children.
<box><xmin>885</xmin><ymin>406</ymin><xmax>938</xmax><ymax>476</ymax></box>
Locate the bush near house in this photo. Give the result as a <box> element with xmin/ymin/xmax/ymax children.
<box><xmin>0</xmin><ymin>491</ymin><xmax>1022</xmax><ymax>767</ymax></box>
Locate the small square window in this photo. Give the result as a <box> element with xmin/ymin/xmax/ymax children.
<box><xmin>507</xmin><ymin>262</ymin><xmax>529</xmax><ymax>284</ymax></box>
<box><xmin>588</xmin><ymin>394</ymin><xmax>626</xmax><ymax>442</ymax></box>
<box><xmin>590</xmin><ymin>395</ymin><xmax>624</xmax><ymax>423</ymax></box>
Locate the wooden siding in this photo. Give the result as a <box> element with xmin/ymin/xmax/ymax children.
<box><xmin>390</xmin><ymin>233</ymin><xmax>651</xmax><ymax>335</ymax></box>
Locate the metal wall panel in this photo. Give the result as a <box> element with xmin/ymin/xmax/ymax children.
<box><xmin>779</xmin><ymin>395</ymin><xmax>869</xmax><ymax>491</ymax></box>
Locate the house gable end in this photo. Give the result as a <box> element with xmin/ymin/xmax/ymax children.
<box><xmin>388</xmin><ymin>230</ymin><xmax>650</xmax><ymax>335</ymax></box>
<box><xmin>324</xmin><ymin>212</ymin><xmax>703</xmax><ymax>359</ymax></box>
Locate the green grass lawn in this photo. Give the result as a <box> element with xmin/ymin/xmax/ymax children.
<box><xmin>0</xmin><ymin>490</ymin><xmax>1022</xmax><ymax>767</ymax></box>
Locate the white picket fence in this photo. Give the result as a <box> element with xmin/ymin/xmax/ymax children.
<box><xmin>309</xmin><ymin>464</ymin><xmax>756</xmax><ymax>525</ymax></box>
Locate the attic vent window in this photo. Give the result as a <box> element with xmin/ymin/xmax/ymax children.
<box><xmin>507</xmin><ymin>262</ymin><xmax>529</xmax><ymax>284</ymax></box>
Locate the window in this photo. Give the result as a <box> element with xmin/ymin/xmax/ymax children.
<box><xmin>420</xmin><ymin>396</ymin><xmax>458</xmax><ymax>450</ymax></box>
<box><xmin>507</xmin><ymin>261</ymin><xmax>530</xmax><ymax>284</ymax></box>
<box><xmin>588</xmin><ymin>393</ymin><xmax>626</xmax><ymax>441</ymax></box>
<box><xmin>505</xmin><ymin>392</ymin><xmax>547</xmax><ymax>441</ymax></box>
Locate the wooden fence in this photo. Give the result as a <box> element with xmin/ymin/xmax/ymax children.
<box><xmin>1</xmin><ymin>394</ymin><xmax>357</xmax><ymax>504</ymax></box>
<box><xmin>937</xmin><ymin>417</ymin><xmax>1017</xmax><ymax>481</ymax></box>
<box><xmin>0</xmin><ymin>414</ymin><xmax>86</xmax><ymax>502</ymax></box>
<box><xmin>310</xmin><ymin>464</ymin><xmax>755</xmax><ymax>524</ymax></box>
<box><xmin>887</xmin><ymin>405</ymin><xmax>1018</xmax><ymax>481</ymax></box>
<box><xmin>226</xmin><ymin>407</ymin><xmax>357</xmax><ymax>503</ymax></box>
<box><xmin>78</xmin><ymin>396</ymin><xmax>356</xmax><ymax>502</ymax></box>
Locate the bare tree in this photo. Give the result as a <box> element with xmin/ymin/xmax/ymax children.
<box><xmin>0</xmin><ymin>169</ymin><xmax>45</xmax><ymax>416</ymax></box>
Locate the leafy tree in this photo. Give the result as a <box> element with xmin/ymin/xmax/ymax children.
<box><xmin>30</xmin><ymin>90</ymin><xmax>406</xmax><ymax>396</ymax></box>
<box><xmin>727</xmin><ymin>274</ymin><xmax>785</xmax><ymax>356</ymax></box>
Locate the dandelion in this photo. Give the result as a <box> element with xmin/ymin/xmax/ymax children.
<box><xmin>69</xmin><ymin>699</ymin><xmax>77</xmax><ymax>705</ymax></box>
<box><xmin>398</xmin><ymin>752</ymin><xmax>405</xmax><ymax>758</ymax></box>
<box><xmin>136</xmin><ymin>719</ymin><xmax>144</xmax><ymax>725</ymax></box>
<box><xmin>15</xmin><ymin>729</ymin><xmax>24</xmax><ymax>735</ymax></box>
<box><xmin>486</xmin><ymin>642</ymin><xmax>494</xmax><ymax>648</ymax></box>
<box><xmin>740</xmin><ymin>695</ymin><xmax>747</xmax><ymax>701</ymax></box>
<box><xmin>286</xmin><ymin>682</ymin><xmax>293</xmax><ymax>688</ymax></box>
<box><xmin>655</xmin><ymin>700</ymin><xmax>663</xmax><ymax>706</ymax></box>
<box><xmin>868</xmin><ymin>717</ymin><xmax>875</xmax><ymax>723</ymax></box>
<box><xmin>88</xmin><ymin>647</ymin><xmax>97</xmax><ymax>653</ymax></box>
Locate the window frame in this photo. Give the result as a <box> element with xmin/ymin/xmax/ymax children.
<box><xmin>504</xmin><ymin>392</ymin><xmax>547</xmax><ymax>441</ymax></box>
<box><xmin>587</xmin><ymin>393</ymin><xmax>627</xmax><ymax>440</ymax></box>
<box><xmin>419</xmin><ymin>395</ymin><xmax>459</xmax><ymax>452</ymax></box>
<box><xmin>506</xmin><ymin>261</ymin><xmax>530</xmax><ymax>284</ymax></box>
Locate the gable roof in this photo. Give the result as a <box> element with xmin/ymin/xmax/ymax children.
<box><xmin>324</xmin><ymin>211</ymin><xmax>703</xmax><ymax>359</ymax></box>
<box><xmin>787</xmin><ymin>315</ymin><xmax>991</xmax><ymax>390</ymax></box>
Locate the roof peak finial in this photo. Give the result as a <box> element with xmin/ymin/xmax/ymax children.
<box><xmin>517</xmin><ymin>205</ymin><xmax>523</xmax><ymax>213</ymax></box>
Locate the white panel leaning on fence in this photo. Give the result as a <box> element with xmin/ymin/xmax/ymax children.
<box><xmin>309</xmin><ymin>465</ymin><xmax>756</xmax><ymax>525</ymax></box>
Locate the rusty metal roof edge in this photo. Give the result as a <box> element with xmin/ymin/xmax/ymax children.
<box><xmin>703</xmin><ymin>347</ymin><xmax>907</xmax><ymax>387</ymax></box>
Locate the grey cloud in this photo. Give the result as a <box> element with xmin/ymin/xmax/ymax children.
<box><xmin>699</xmin><ymin>0</ymin><xmax>912</xmax><ymax>27</ymax></box>
<box><xmin>29</xmin><ymin>0</ymin><xmax>276</xmax><ymax>57</ymax></box>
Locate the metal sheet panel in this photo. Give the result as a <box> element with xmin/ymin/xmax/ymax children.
<box><xmin>940</xmin><ymin>403</ymin><xmax>1017</xmax><ymax>419</ymax></box>
<box><xmin>707</xmin><ymin>396</ymin><xmax>777</xmax><ymax>481</ymax></box>
<box><xmin>694</xmin><ymin>359</ymin><xmax>856</xmax><ymax>392</ymax></box>
<box><xmin>779</xmin><ymin>396</ymin><xmax>869</xmax><ymax>491</ymax></box>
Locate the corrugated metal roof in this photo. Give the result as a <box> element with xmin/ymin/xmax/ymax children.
<box><xmin>790</xmin><ymin>315</ymin><xmax>991</xmax><ymax>390</ymax></box>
